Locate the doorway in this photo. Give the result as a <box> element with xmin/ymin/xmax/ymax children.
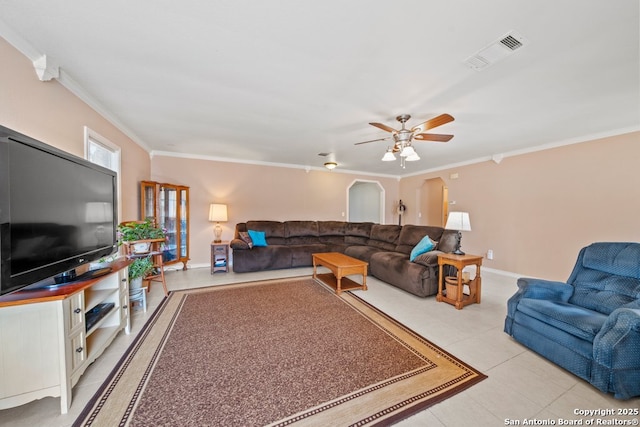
<box><xmin>420</xmin><ymin>178</ymin><xmax>448</xmax><ymax>226</ymax></box>
<box><xmin>347</xmin><ymin>180</ymin><xmax>384</xmax><ymax>223</ymax></box>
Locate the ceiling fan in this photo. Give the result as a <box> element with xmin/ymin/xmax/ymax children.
<box><xmin>355</xmin><ymin>113</ymin><xmax>454</xmax><ymax>167</ymax></box>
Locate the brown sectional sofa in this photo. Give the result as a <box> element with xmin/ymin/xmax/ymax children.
<box><xmin>230</xmin><ymin>220</ymin><xmax>460</xmax><ymax>297</ymax></box>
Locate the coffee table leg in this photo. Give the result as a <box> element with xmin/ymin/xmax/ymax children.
<box><xmin>336</xmin><ymin>274</ymin><xmax>342</xmax><ymax>294</ymax></box>
<box><xmin>362</xmin><ymin>268</ymin><xmax>367</xmax><ymax>291</ymax></box>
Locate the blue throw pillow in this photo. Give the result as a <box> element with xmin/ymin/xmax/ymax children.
<box><xmin>247</xmin><ymin>230</ymin><xmax>268</xmax><ymax>247</ymax></box>
<box><xmin>410</xmin><ymin>235</ymin><xmax>435</xmax><ymax>261</ymax></box>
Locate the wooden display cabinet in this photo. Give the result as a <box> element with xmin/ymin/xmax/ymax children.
<box><xmin>141</xmin><ymin>180</ymin><xmax>190</xmax><ymax>270</ymax></box>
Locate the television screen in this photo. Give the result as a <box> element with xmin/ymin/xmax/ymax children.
<box><xmin>0</xmin><ymin>126</ymin><xmax>118</xmax><ymax>296</ymax></box>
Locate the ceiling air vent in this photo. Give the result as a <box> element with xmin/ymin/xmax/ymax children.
<box><xmin>500</xmin><ymin>34</ymin><xmax>523</xmax><ymax>51</ymax></box>
<box><xmin>464</xmin><ymin>31</ymin><xmax>528</xmax><ymax>71</ymax></box>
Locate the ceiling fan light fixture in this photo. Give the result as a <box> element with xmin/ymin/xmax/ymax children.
<box><xmin>381</xmin><ymin>149</ymin><xmax>396</xmax><ymax>161</ymax></box>
<box><xmin>406</xmin><ymin>152</ymin><xmax>420</xmax><ymax>161</ymax></box>
<box><xmin>400</xmin><ymin>145</ymin><xmax>416</xmax><ymax>157</ymax></box>
<box><xmin>324</xmin><ymin>161</ymin><xmax>337</xmax><ymax>170</ymax></box>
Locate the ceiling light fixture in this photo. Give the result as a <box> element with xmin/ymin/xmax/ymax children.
<box><xmin>400</xmin><ymin>145</ymin><xmax>416</xmax><ymax>157</ymax></box>
<box><xmin>406</xmin><ymin>152</ymin><xmax>420</xmax><ymax>161</ymax></box>
<box><xmin>381</xmin><ymin>148</ymin><xmax>396</xmax><ymax>161</ymax></box>
<box><xmin>382</xmin><ymin>142</ymin><xmax>420</xmax><ymax>168</ymax></box>
<box><xmin>324</xmin><ymin>161</ymin><xmax>337</xmax><ymax>170</ymax></box>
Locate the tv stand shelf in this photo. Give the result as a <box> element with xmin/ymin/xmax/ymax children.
<box><xmin>0</xmin><ymin>259</ymin><xmax>131</xmax><ymax>414</ymax></box>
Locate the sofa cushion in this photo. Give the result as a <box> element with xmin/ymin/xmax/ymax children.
<box><xmin>366</xmin><ymin>224</ymin><xmax>401</xmax><ymax>251</ymax></box>
<box><xmin>291</xmin><ymin>244</ymin><xmax>328</xmax><ymax>267</ymax></box>
<box><xmin>582</xmin><ymin>242</ymin><xmax>640</xmax><ymax>279</ymax></box>
<box><xmin>231</xmin><ymin>245</ymin><xmax>293</xmax><ymax>272</ymax></box>
<box><xmin>318</xmin><ymin>221</ymin><xmax>346</xmax><ymax>236</ymax></box>
<box><xmin>246</xmin><ymin>221</ymin><xmax>286</xmax><ymax>244</ymax></box>
<box><xmin>569</xmin><ymin>270</ymin><xmax>640</xmax><ymax>315</ymax></box>
<box><xmin>238</xmin><ymin>231</ymin><xmax>253</xmax><ymax>248</ymax></box>
<box><xmin>344</xmin><ymin>222</ymin><xmax>373</xmax><ymax>245</ymax></box>
<box><xmin>318</xmin><ymin>221</ymin><xmax>346</xmax><ymax>245</ymax></box>
<box><xmin>395</xmin><ymin>225</ymin><xmax>444</xmax><ymax>254</ymax></box>
<box><xmin>517</xmin><ymin>298</ymin><xmax>608</xmax><ymax>342</ymax></box>
<box><xmin>369</xmin><ymin>251</ymin><xmax>435</xmax><ymax>297</ymax></box>
<box><xmin>410</xmin><ymin>235</ymin><xmax>436</xmax><ymax>261</ymax></box>
<box><xmin>247</xmin><ymin>230</ymin><xmax>267</xmax><ymax>246</ymax></box>
<box><xmin>283</xmin><ymin>221</ymin><xmax>321</xmax><ymax>245</ymax></box>
<box><xmin>344</xmin><ymin>245</ymin><xmax>383</xmax><ymax>264</ymax></box>
<box><xmin>285</xmin><ymin>221</ymin><xmax>319</xmax><ymax>238</ymax></box>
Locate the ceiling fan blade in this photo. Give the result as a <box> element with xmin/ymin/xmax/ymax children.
<box><xmin>411</xmin><ymin>114</ymin><xmax>454</xmax><ymax>134</ymax></box>
<box><xmin>354</xmin><ymin>137</ymin><xmax>390</xmax><ymax>145</ymax></box>
<box><xmin>413</xmin><ymin>133</ymin><xmax>454</xmax><ymax>142</ymax></box>
<box><xmin>369</xmin><ymin>122</ymin><xmax>397</xmax><ymax>133</ymax></box>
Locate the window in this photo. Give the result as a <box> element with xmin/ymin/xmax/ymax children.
<box><xmin>84</xmin><ymin>127</ymin><xmax>121</xmax><ymax>219</ymax></box>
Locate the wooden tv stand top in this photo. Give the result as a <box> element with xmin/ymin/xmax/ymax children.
<box><xmin>0</xmin><ymin>258</ymin><xmax>131</xmax><ymax>308</ymax></box>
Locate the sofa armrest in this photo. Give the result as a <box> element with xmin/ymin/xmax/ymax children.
<box><xmin>412</xmin><ymin>250</ymin><xmax>441</xmax><ymax>268</ymax></box>
<box><xmin>592</xmin><ymin>308</ymin><xmax>640</xmax><ymax>399</ymax></box>
<box><xmin>230</xmin><ymin>238</ymin><xmax>250</xmax><ymax>250</ymax></box>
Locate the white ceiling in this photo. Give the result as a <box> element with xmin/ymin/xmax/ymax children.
<box><xmin>1</xmin><ymin>1</ymin><xmax>638</xmax><ymax>176</ymax></box>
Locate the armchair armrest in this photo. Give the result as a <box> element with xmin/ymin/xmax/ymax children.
<box><xmin>505</xmin><ymin>278</ymin><xmax>574</xmax><ymax>333</ymax></box>
<box><xmin>592</xmin><ymin>308</ymin><xmax>640</xmax><ymax>399</ymax></box>
<box><xmin>516</xmin><ymin>277</ymin><xmax>574</xmax><ymax>301</ymax></box>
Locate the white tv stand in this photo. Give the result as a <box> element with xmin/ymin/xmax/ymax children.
<box><xmin>0</xmin><ymin>259</ymin><xmax>131</xmax><ymax>414</ymax></box>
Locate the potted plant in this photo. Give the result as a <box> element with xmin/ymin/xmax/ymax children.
<box><xmin>117</xmin><ymin>218</ymin><xmax>166</xmax><ymax>254</ymax></box>
<box><xmin>128</xmin><ymin>256</ymin><xmax>154</xmax><ymax>289</ymax></box>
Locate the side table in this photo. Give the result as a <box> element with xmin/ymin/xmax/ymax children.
<box><xmin>211</xmin><ymin>241</ymin><xmax>229</xmax><ymax>273</ymax></box>
<box><xmin>436</xmin><ymin>253</ymin><xmax>483</xmax><ymax>310</ymax></box>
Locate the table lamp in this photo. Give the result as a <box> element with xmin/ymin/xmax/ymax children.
<box><xmin>445</xmin><ymin>211</ymin><xmax>471</xmax><ymax>255</ymax></box>
<box><xmin>208</xmin><ymin>203</ymin><xmax>228</xmax><ymax>243</ymax></box>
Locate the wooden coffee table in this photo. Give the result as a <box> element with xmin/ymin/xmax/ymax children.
<box><xmin>312</xmin><ymin>252</ymin><xmax>368</xmax><ymax>295</ymax></box>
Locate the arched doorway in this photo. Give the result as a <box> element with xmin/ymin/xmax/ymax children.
<box><xmin>347</xmin><ymin>180</ymin><xmax>384</xmax><ymax>223</ymax></box>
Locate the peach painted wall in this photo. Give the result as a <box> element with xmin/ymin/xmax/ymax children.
<box><xmin>6</xmin><ymin>33</ymin><xmax>638</xmax><ymax>280</ymax></box>
<box><xmin>400</xmin><ymin>131</ymin><xmax>640</xmax><ymax>281</ymax></box>
<box><xmin>151</xmin><ymin>155</ymin><xmax>400</xmax><ymax>267</ymax></box>
<box><xmin>0</xmin><ymin>37</ymin><xmax>150</xmax><ymax>220</ymax></box>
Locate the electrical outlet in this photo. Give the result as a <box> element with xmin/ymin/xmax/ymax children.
<box><xmin>487</xmin><ymin>249</ymin><xmax>494</xmax><ymax>260</ymax></box>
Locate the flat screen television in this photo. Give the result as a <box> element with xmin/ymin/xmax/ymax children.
<box><xmin>0</xmin><ymin>125</ymin><xmax>118</xmax><ymax>296</ymax></box>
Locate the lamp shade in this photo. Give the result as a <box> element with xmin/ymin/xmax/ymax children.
<box><xmin>405</xmin><ymin>152</ymin><xmax>420</xmax><ymax>161</ymax></box>
<box><xmin>400</xmin><ymin>145</ymin><xmax>416</xmax><ymax>157</ymax></box>
<box><xmin>381</xmin><ymin>150</ymin><xmax>396</xmax><ymax>161</ymax></box>
<box><xmin>208</xmin><ymin>204</ymin><xmax>228</xmax><ymax>222</ymax></box>
<box><xmin>445</xmin><ymin>211</ymin><xmax>471</xmax><ymax>231</ymax></box>
<box><xmin>324</xmin><ymin>161</ymin><xmax>337</xmax><ymax>170</ymax></box>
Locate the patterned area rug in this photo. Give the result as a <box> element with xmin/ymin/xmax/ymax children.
<box><xmin>74</xmin><ymin>277</ymin><xmax>486</xmax><ymax>426</ymax></box>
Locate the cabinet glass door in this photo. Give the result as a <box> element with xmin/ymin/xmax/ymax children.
<box><xmin>179</xmin><ymin>189</ymin><xmax>188</xmax><ymax>259</ymax></box>
<box><xmin>140</xmin><ymin>180</ymin><xmax>189</xmax><ymax>269</ymax></box>
<box><xmin>159</xmin><ymin>185</ymin><xmax>178</xmax><ymax>263</ymax></box>
<box><xmin>141</xmin><ymin>182</ymin><xmax>156</xmax><ymax>219</ymax></box>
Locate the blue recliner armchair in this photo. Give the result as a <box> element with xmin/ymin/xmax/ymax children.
<box><xmin>504</xmin><ymin>242</ymin><xmax>640</xmax><ymax>399</ymax></box>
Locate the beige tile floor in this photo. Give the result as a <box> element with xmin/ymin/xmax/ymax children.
<box><xmin>0</xmin><ymin>266</ymin><xmax>638</xmax><ymax>426</ymax></box>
